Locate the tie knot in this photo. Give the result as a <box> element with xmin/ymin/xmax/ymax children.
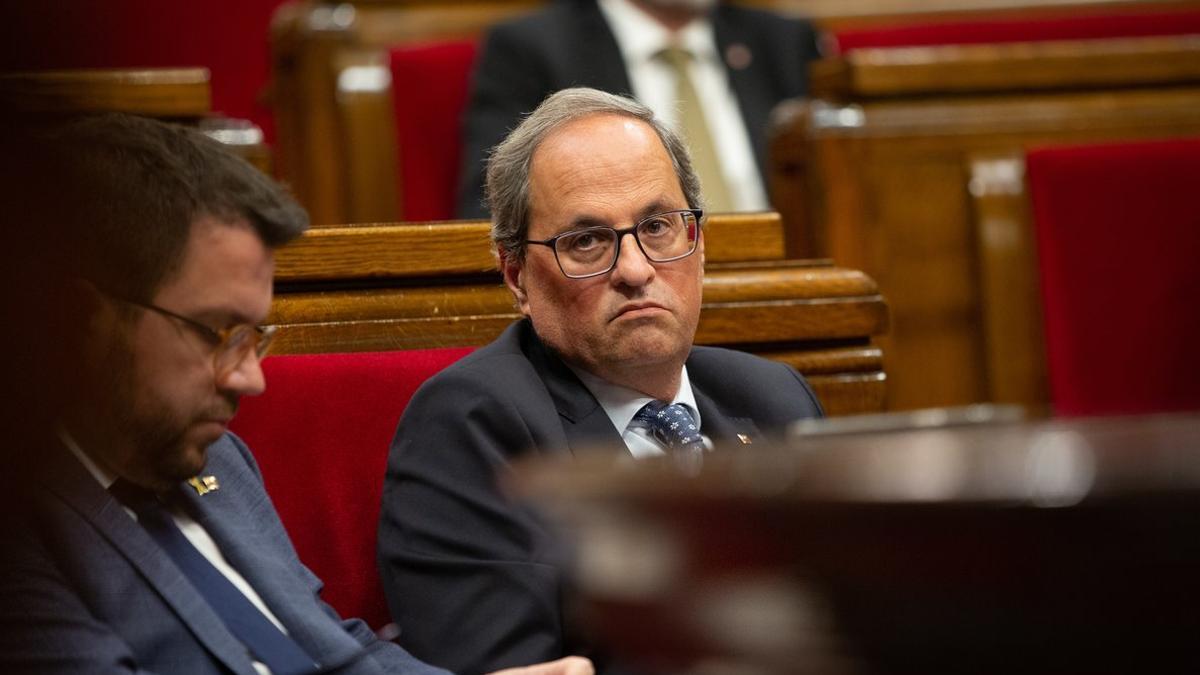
<box><xmin>634</xmin><ymin>400</ymin><xmax>703</xmax><ymax>453</ymax></box>
<box><xmin>657</xmin><ymin>45</ymin><xmax>694</xmax><ymax>69</ymax></box>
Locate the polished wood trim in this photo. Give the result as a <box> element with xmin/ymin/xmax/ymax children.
<box><xmin>812</xmin><ymin>35</ymin><xmax>1200</xmax><ymax>99</ymax></box>
<box><xmin>267</xmin><ymin>214</ymin><xmax>889</xmax><ymax>415</ymax></box>
<box><xmin>0</xmin><ymin>68</ymin><xmax>211</xmax><ymax>117</ymax></box>
<box><xmin>968</xmin><ymin>154</ymin><xmax>1049</xmax><ymax>412</ymax></box>
<box><xmin>276</xmin><ymin>212</ymin><xmax>791</xmax><ymax>281</ymax></box>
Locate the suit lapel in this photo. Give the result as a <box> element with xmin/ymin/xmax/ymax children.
<box><xmin>692</xmin><ymin>370</ymin><xmax>763</xmax><ymax>447</ymax></box>
<box><xmin>569</xmin><ymin>0</ymin><xmax>634</xmax><ymax>94</ymax></box>
<box><xmin>521</xmin><ymin>321</ymin><xmax>627</xmax><ymax>455</ymax></box>
<box><xmin>178</xmin><ymin>455</ymin><xmax>366</xmax><ymax>671</ymax></box>
<box><xmin>42</xmin><ymin>445</ymin><xmax>257</xmax><ymax>675</ymax></box>
<box><xmin>712</xmin><ymin>8</ymin><xmax>772</xmax><ymax>176</ymax></box>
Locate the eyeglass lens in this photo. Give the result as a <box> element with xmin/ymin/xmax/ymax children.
<box><xmin>555</xmin><ymin>210</ymin><xmax>698</xmax><ymax>277</ymax></box>
<box><xmin>213</xmin><ymin>325</ymin><xmax>277</xmax><ymax>377</ymax></box>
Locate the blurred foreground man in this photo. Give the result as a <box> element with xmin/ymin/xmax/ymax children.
<box><xmin>0</xmin><ymin>114</ymin><xmax>590</xmax><ymax>675</ymax></box>
<box><xmin>457</xmin><ymin>0</ymin><xmax>822</xmax><ymax>217</ymax></box>
<box><xmin>381</xmin><ymin>88</ymin><xmax>823</xmax><ymax>674</ymax></box>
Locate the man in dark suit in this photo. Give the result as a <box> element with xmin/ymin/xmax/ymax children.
<box><xmin>456</xmin><ymin>0</ymin><xmax>822</xmax><ymax>218</ymax></box>
<box><xmin>0</xmin><ymin>114</ymin><xmax>591</xmax><ymax>675</ymax></box>
<box><xmin>381</xmin><ymin>88</ymin><xmax>823</xmax><ymax>674</ymax></box>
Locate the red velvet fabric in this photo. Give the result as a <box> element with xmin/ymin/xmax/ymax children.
<box><xmin>1027</xmin><ymin>137</ymin><xmax>1200</xmax><ymax>417</ymax></box>
<box><xmin>228</xmin><ymin>347</ymin><xmax>473</xmax><ymax>629</ymax></box>
<box><xmin>833</xmin><ymin>9</ymin><xmax>1200</xmax><ymax>53</ymax></box>
<box><xmin>389</xmin><ymin>41</ymin><xmax>479</xmax><ymax>221</ymax></box>
<box><xmin>2</xmin><ymin>0</ymin><xmax>287</xmax><ymax>142</ymax></box>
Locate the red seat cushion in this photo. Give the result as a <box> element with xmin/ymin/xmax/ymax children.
<box><xmin>389</xmin><ymin>40</ymin><xmax>478</xmax><ymax>221</ymax></box>
<box><xmin>833</xmin><ymin>9</ymin><xmax>1200</xmax><ymax>53</ymax></box>
<box><xmin>228</xmin><ymin>347</ymin><xmax>472</xmax><ymax>629</ymax></box>
<box><xmin>1027</xmin><ymin>137</ymin><xmax>1200</xmax><ymax>417</ymax></box>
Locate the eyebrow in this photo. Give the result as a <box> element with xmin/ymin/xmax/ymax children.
<box><xmin>188</xmin><ymin>307</ymin><xmax>262</xmax><ymax>329</ymax></box>
<box><xmin>555</xmin><ymin>200</ymin><xmax>683</xmax><ymax>234</ymax></box>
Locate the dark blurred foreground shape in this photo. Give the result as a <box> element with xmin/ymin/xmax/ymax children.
<box><xmin>518</xmin><ymin>411</ymin><xmax>1200</xmax><ymax>675</ymax></box>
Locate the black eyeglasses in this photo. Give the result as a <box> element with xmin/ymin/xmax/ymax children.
<box><xmin>105</xmin><ymin>293</ymin><xmax>277</xmax><ymax>378</ymax></box>
<box><xmin>525</xmin><ymin>208</ymin><xmax>702</xmax><ymax>279</ymax></box>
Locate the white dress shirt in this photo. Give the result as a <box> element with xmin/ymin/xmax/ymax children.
<box><xmin>59</xmin><ymin>428</ymin><xmax>284</xmax><ymax>675</ymax></box>
<box><xmin>570</xmin><ymin>364</ymin><xmax>713</xmax><ymax>458</ymax></box>
<box><xmin>597</xmin><ymin>0</ymin><xmax>769</xmax><ymax>211</ymax></box>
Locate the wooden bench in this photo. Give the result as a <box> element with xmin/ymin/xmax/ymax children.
<box><xmin>0</xmin><ymin>67</ymin><xmax>272</xmax><ymax>172</ymax></box>
<box><xmin>268</xmin><ymin>0</ymin><xmax>1175</xmax><ymax>224</ymax></box>
<box><xmin>267</xmin><ymin>212</ymin><xmax>889</xmax><ymax>416</ymax></box>
<box><xmin>768</xmin><ymin>25</ymin><xmax>1200</xmax><ymax>412</ymax></box>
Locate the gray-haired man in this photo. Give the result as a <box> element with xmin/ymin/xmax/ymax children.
<box><xmin>380</xmin><ymin>88</ymin><xmax>823</xmax><ymax>674</ymax></box>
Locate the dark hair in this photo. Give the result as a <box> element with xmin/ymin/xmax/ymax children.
<box><xmin>0</xmin><ymin>113</ymin><xmax>308</xmax><ymax>440</ymax></box>
<box><xmin>51</xmin><ymin>113</ymin><xmax>308</xmax><ymax>302</ymax></box>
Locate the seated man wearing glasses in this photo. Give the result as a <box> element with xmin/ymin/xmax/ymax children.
<box><xmin>378</xmin><ymin>87</ymin><xmax>823</xmax><ymax>675</ymax></box>
<box><xmin>0</xmin><ymin>114</ymin><xmax>590</xmax><ymax>675</ymax></box>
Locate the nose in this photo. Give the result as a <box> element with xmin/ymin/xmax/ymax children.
<box><xmin>609</xmin><ymin>231</ymin><xmax>655</xmax><ymax>287</ymax></box>
<box><xmin>217</xmin><ymin>349</ymin><xmax>267</xmax><ymax>397</ymax></box>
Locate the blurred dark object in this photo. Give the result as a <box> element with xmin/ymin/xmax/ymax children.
<box><xmin>519</xmin><ymin>412</ymin><xmax>1200</xmax><ymax>674</ymax></box>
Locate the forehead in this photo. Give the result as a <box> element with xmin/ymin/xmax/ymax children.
<box><xmin>153</xmin><ymin>216</ymin><xmax>274</xmax><ymax>317</ymax></box>
<box><xmin>528</xmin><ymin>114</ymin><xmax>686</xmax><ymax>236</ymax></box>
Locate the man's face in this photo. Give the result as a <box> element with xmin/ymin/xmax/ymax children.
<box><xmin>503</xmin><ymin>114</ymin><xmax>704</xmax><ymax>394</ymax></box>
<box><xmin>89</xmin><ymin>217</ymin><xmax>275</xmax><ymax>491</ymax></box>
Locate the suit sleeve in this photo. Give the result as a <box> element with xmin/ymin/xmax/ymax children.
<box><xmin>0</xmin><ymin>508</ymin><xmax>164</xmax><ymax>674</ymax></box>
<box><xmin>224</xmin><ymin>434</ymin><xmax>452</xmax><ymax>675</ymax></box>
<box><xmin>455</xmin><ymin>21</ymin><xmax>555</xmax><ymax>219</ymax></box>
<box><xmin>378</xmin><ymin>364</ymin><xmax>569</xmax><ymax>675</ymax></box>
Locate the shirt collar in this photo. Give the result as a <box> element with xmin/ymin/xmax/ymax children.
<box><xmin>598</xmin><ymin>0</ymin><xmax>718</xmax><ymax>67</ymax></box>
<box><xmin>569</xmin><ymin>363</ymin><xmax>702</xmax><ymax>434</ymax></box>
<box><xmin>57</xmin><ymin>425</ymin><xmax>117</xmax><ymax>490</ymax></box>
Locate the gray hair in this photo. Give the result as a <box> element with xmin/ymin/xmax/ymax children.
<box><xmin>485</xmin><ymin>87</ymin><xmax>702</xmax><ymax>261</ymax></box>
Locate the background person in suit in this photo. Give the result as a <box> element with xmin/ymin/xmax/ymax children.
<box><xmin>0</xmin><ymin>113</ymin><xmax>591</xmax><ymax>675</ymax></box>
<box><xmin>381</xmin><ymin>88</ymin><xmax>823</xmax><ymax>675</ymax></box>
<box><xmin>456</xmin><ymin>0</ymin><xmax>822</xmax><ymax>218</ymax></box>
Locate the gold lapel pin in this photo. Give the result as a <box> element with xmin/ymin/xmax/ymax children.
<box><xmin>736</xmin><ymin>433</ymin><xmax>752</xmax><ymax>445</ymax></box>
<box><xmin>187</xmin><ymin>475</ymin><xmax>220</xmax><ymax>496</ymax></box>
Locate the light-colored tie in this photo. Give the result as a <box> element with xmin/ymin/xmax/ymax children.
<box><xmin>658</xmin><ymin>45</ymin><xmax>734</xmax><ymax>212</ymax></box>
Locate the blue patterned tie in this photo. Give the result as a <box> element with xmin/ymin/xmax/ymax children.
<box><xmin>634</xmin><ymin>400</ymin><xmax>705</xmax><ymax>454</ymax></box>
<box><xmin>110</xmin><ymin>480</ymin><xmax>319</xmax><ymax>675</ymax></box>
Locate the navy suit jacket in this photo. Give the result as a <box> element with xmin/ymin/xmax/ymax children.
<box><xmin>378</xmin><ymin>319</ymin><xmax>823</xmax><ymax>673</ymax></box>
<box><xmin>0</xmin><ymin>433</ymin><xmax>448</xmax><ymax>675</ymax></box>
<box><xmin>455</xmin><ymin>0</ymin><xmax>822</xmax><ymax>217</ymax></box>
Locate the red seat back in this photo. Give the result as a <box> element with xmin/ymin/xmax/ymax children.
<box><xmin>832</xmin><ymin>9</ymin><xmax>1200</xmax><ymax>53</ymax></box>
<box><xmin>229</xmin><ymin>347</ymin><xmax>473</xmax><ymax>628</ymax></box>
<box><xmin>1027</xmin><ymin>137</ymin><xmax>1200</xmax><ymax>417</ymax></box>
<box><xmin>389</xmin><ymin>40</ymin><xmax>479</xmax><ymax>221</ymax></box>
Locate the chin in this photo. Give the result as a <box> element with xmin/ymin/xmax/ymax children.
<box><xmin>610</xmin><ymin>330</ymin><xmax>688</xmax><ymax>367</ymax></box>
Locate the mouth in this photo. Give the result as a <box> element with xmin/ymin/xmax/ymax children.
<box><xmin>613</xmin><ymin>301</ymin><xmax>669</xmax><ymax>321</ymax></box>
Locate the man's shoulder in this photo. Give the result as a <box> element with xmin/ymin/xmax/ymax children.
<box><xmin>688</xmin><ymin>346</ymin><xmax>824</xmax><ymax>419</ymax></box>
<box><xmin>717</xmin><ymin>2</ymin><xmax>812</xmax><ymax>29</ymax></box>
<box><xmin>489</xmin><ymin>0</ymin><xmax>588</xmax><ymax>35</ymax></box>
<box><xmin>688</xmin><ymin>344</ymin><xmax>789</xmax><ymax>371</ymax></box>
<box><xmin>410</xmin><ymin>321</ymin><xmax>551</xmax><ymax>402</ymax></box>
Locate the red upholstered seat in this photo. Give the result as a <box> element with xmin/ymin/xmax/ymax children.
<box><xmin>832</xmin><ymin>9</ymin><xmax>1200</xmax><ymax>53</ymax></box>
<box><xmin>389</xmin><ymin>40</ymin><xmax>479</xmax><ymax>221</ymax></box>
<box><xmin>1027</xmin><ymin>137</ymin><xmax>1200</xmax><ymax>417</ymax></box>
<box><xmin>228</xmin><ymin>347</ymin><xmax>473</xmax><ymax>629</ymax></box>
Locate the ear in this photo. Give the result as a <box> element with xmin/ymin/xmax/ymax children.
<box><xmin>500</xmin><ymin>250</ymin><xmax>531</xmax><ymax>315</ymax></box>
<box><xmin>67</xmin><ymin>278</ymin><xmax>109</xmax><ymax>337</ymax></box>
<box><xmin>64</xmin><ymin>278</ymin><xmax>119</xmax><ymax>364</ymax></box>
